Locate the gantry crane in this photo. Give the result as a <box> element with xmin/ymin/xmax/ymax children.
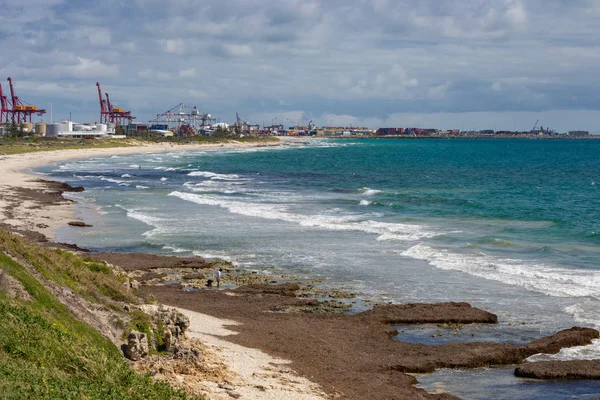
<box><xmin>0</xmin><ymin>83</ymin><xmax>11</xmax><ymax>124</ymax></box>
<box><xmin>6</xmin><ymin>77</ymin><xmax>46</xmax><ymax>124</ymax></box>
<box><xmin>148</xmin><ymin>103</ymin><xmax>214</xmax><ymax>135</ymax></box>
<box><xmin>95</xmin><ymin>82</ymin><xmax>135</xmax><ymax>126</ymax></box>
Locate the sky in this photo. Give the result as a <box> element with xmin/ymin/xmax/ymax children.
<box><xmin>1</xmin><ymin>0</ymin><xmax>599</xmax><ymax>132</ymax></box>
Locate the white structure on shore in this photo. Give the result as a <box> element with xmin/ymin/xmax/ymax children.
<box><xmin>51</xmin><ymin>120</ymin><xmax>118</xmax><ymax>138</ymax></box>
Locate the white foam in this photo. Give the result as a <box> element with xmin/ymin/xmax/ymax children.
<box><xmin>125</xmin><ymin>210</ymin><xmax>162</xmax><ymax>227</ymax></box>
<box><xmin>163</xmin><ymin>245</ymin><xmax>191</xmax><ymax>253</ymax></box>
<box><xmin>101</xmin><ymin>177</ymin><xmax>127</xmax><ymax>184</ymax></box>
<box><xmin>187</xmin><ymin>171</ymin><xmax>242</xmax><ymax>180</ymax></box>
<box><xmin>359</xmin><ymin>200</ymin><xmax>372</xmax><ymax>206</ymax></box>
<box><xmin>361</xmin><ymin>187</ymin><xmax>383</xmax><ymax>196</ymax></box>
<box><xmin>401</xmin><ymin>244</ymin><xmax>600</xmax><ymax>299</ymax></box>
<box><xmin>129</xmin><ymin>164</ymin><xmax>140</xmax><ymax>168</ymax></box>
<box><xmin>168</xmin><ymin>191</ymin><xmax>438</xmax><ymax>241</ymax></box>
<box><xmin>161</xmin><ymin>177</ymin><xmax>168</xmax><ymax>181</ymax></box>
<box><xmin>121</xmin><ymin>174</ymin><xmax>132</xmax><ymax>178</ymax></box>
<box><xmin>526</xmin><ymin>339</ymin><xmax>600</xmax><ymax>362</ymax></box>
<box><xmin>136</xmin><ymin>185</ymin><xmax>150</xmax><ymax>189</ymax></box>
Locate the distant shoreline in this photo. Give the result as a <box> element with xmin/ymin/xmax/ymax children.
<box><xmin>322</xmin><ymin>134</ymin><xmax>600</xmax><ymax>140</ymax></box>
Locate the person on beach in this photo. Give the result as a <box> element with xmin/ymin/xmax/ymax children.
<box><xmin>216</xmin><ymin>268</ymin><xmax>222</xmax><ymax>287</ymax></box>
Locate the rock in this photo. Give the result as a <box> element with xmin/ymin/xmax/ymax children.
<box><xmin>515</xmin><ymin>360</ymin><xmax>600</xmax><ymax>380</ymax></box>
<box><xmin>173</xmin><ymin>346</ymin><xmax>202</xmax><ymax>365</ymax></box>
<box><xmin>0</xmin><ymin>270</ymin><xmax>33</xmax><ymax>301</ymax></box>
<box><xmin>361</xmin><ymin>302</ymin><xmax>498</xmax><ymax>324</ymax></box>
<box><xmin>218</xmin><ymin>383</ymin><xmax>236</xmax><ymax>391</ymax></box>
<box><xmin>163</xmin><ymin>329</ymin><xmax>174</xmax><ymax>351</ymax></box>
<box><xmin>125</xmin><ymin>331</ymin><xmax>149</xmax><ymax>361</ymax></box>
<box><xmin>67</xmin><ymin>221</ymin><xmax>93</xmax><ymax>227</ymax></box>
<box><xmin>130</xmin><ymin>279</ymin><xmax>139</xmax><ymax>290</ymax></box>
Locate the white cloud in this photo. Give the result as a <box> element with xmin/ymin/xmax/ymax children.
<box><xmin>179</xmin><ymin>68</ymin><xmax>197</xmax><ymax>78</ymax></box>
<box><xmin>160</xmin><ymin>39</ymin><xmax>185</xmax><ymax>55</ymax></box>
<box><xmin>52</xmin><ymin>57</ymin><xmax>118</xmax><ymax>79</ymax></box>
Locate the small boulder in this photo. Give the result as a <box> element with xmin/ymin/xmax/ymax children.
<box><xmin>67</xmin><ymin>221</ymin><xmax>93</xmax><ymax>227</ymax></box>
<box><xmin>125</xmin><ymin>331</ymin><xmax>149</xmax><ymax>361</ymax></box>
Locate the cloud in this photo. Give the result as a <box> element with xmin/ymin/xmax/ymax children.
<box><xmin>52</xmin><ymin>57</ymin><xmax>119</xmax><ymax>79</ymax></box>
<box><xmin>179</xmin><ymin>68</ymin><xmax>197</xmax><ymax>78</ymax></box>
<box><xmin>160</xmin><ymin>39</ymin><xmax>185</xmax><ymax>55</ymax></box>
<box><xmin>0</xmin><ymin>0</ymin><xmax>598</xmax><ymax>130</ymax></box>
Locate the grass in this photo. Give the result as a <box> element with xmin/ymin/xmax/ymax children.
<box><xmin>0</xmin><ymin>228</ymin><xmax>137</xmax><ymax>306</ymax></box>
<box><xmin>0</xmin><ymin>251</ymin><xmax>196</xmax><ymax>399</ymax></box>
<box><xmin>0</xmin><ymin>135</ymin><xmax>279</xmax><ymax>155</ymax></box>
<box><xmin>0</xmin><ymin>137</ymin><xmax>134</xmax><ymax>155</ymax></box>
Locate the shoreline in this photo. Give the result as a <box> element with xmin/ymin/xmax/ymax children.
<box><xmin>0</xmin><ymin>140</ymin><xmax>283</xmax><ymax>241</ymax></box>
<box><xmin>2</xmin><ymin>141</ymin><xmax>600</xmax><ymax>399</ymax></box>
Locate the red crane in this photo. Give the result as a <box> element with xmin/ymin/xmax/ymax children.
<box><xmin>0</xmin><ymin>83</ymin><xmax>11</xmax><ymax>124</ymax></box>
<box><xmin>6</xmin><ymin>77</ymin><xmax>46</xmax><ymax>124</ymax></box>
<box><xmin>96</xmin><ymin>82</ymin><xmax>110</xmax><ymax>123</ymax></box>
<box><xmin>96</xmin><ymin>82</ymin><xmax>134</xmax><ymax>127</ymax></box>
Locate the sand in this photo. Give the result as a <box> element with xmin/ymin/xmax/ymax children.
<box><xmin>175</xmin><ymin>306</ymin><xmax>327</xmax><ymax>399</ymax></box>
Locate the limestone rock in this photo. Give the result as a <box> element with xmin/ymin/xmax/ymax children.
<box><xmin>515</xmin><ymin>359</ymin><xmax>600</xmax><ymax>380</ymax></box>
<box><xmin>125</xmin><ymin>331</ymin><xmax>149</xmax><ymax>361</ymax></box>
<box><xmin>0</xmin><ymin>270</ymin><xmax>33</xmax><ymax>301</ymax></box>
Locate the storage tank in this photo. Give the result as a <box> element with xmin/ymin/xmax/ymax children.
<box><xmin>23</xmin><ymin>122</ymin><xmax>33</xmax><ymax>132</ymax></box>
<box><xmin>46</xmin><ymin>123</ymin><xmax>60</xmax><ymax>137</ymax></box>
<box><xmin>35</xmin><ymin>123</ymin><xmax>46</xmax><ymax>136</ymax></box>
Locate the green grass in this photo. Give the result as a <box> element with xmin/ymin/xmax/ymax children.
<box><xmin>0</xmin><ymin>252</ymin><xmax>196</xmax><ymax>399</ymax></box>
<box><xmin>0</xmin><ymin>228</ymin><xmax>137</xmax><ymax>306</ymax></box>
<box><xmin>0</xmin><ymin>135</ymin><xmax>279</xmax><ymax>155</ymax></box>
<box><xmin>0</xmin><ymin>137</ymin><xmax>134</xmax><ymax>155</ymax></box>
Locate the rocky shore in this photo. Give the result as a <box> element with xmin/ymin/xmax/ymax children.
<box><xmin>2</xmin><ymin>144</ymin><xmax>600</xmax><ymax>399</ymax></box>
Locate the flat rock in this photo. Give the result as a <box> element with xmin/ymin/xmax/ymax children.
<box><xmin>515</xmin><ymin>359</ymin><xmax>600</xmax><ymax>380</ymax></box>
<box><xmin>67</xmin><ymin>221</ymin><xmax>93</xmax><ymax>227</ymax></box>
<box><xmin>360</xmin><ymin>302</ymin><xmax>498</xmax><ymax>324</ymax></box>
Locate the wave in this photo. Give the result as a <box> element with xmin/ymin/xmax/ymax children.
<box><xmin>359</xmin><ymin>200</ymin><xmax>372</xmax><ymax>206</ymax></box>
<box><xmin>101</xmin><ymin>177</ymin><xmax>128</xmax><ymax>184</ymax></box>
<box><xmin>401</xmin><ymin>244</ymin><xmax>600</xmax><ymax>299</ymax></box>
<box><xmin>360</xmin><ymin>187</ymin><xmax>383</xmax><ymax>196</ymax></box>
<box><xmin>121</xmin><ymin>174</ymin><xmax>132</xmax><ymax>178</ymax></box>
<box><xmin>187</xmin><ymin>171</ymin><xmax>242</xmax><ymax>180</ymax></box>
<box><xmin>168</xmin><ymin>191</ymin><xmax>438</xmax><ymax>241</ymax></box>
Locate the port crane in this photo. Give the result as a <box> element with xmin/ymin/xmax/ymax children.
<box><xmin>6</xmin><ymin>77</ymin><xmax>46</xmax><ymax>124</ymax></box>
<box><xmin>96</xmin><ymin>82</ymin><xmax>135</xmax><ymax>126</ymax></box>
<box><xmin>0</xmin><ymin>83</ymin><xmax>10</xmax><ymax>124</ymax></box>
<box><xmin>532</xmin><ymin>119</ymin><xmax>539</xmax><ymax>132</ymax></box>
<box><xmin>149</xmin><ymin>103</ymin><xmax>214</xmax><ymax>135</ymax></box>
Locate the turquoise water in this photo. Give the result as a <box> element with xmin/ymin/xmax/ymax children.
<box><xmin>42</xmin><ymin>138</ymin><xmax>600</xmax><ymax>399</ymax></box>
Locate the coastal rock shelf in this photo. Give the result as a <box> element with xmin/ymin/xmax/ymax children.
<box><xmin>515</xmin><ymin>359</ymin><xmax>600</xmax><ymax>380</ymax></box>
<box><xmin>359</xmin><ymin>302</ymin><xmax>499</xmax><ymax>325</ymax></box>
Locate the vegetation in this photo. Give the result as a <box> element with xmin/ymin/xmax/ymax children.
<box><xmin>0</xmin><ymin>250</ymin><xmax>195</xmax><ymax>399</ymax></box>
<box><xmin>0</xmin><ymin>134</ymin><xmax>278</xmax><ymax>155</ymax></box>
<box><xmin>0</xmin><ymin>136</ymin><xmax>133</xmax><ymax>155</ymax></box>
<box><xmin>0</xmin><ymin>229</ymin><xmax>137</xmax><ymax>306</ymax></box>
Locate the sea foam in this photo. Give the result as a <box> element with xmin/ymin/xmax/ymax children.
<box><xmin>168</xmin><ymin>191</ymin><xmax>438</xmax><ymax>241</ymax></box>
<box><xmin>402</xmin><ymin>244</ymin><xmax>600</xmax><ymax>299</ymax></box>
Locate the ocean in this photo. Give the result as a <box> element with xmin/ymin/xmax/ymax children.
<box><xmin>40</xmin><ymin>138</ymin><xmax>600</xmax><ymax>399</ymax></box>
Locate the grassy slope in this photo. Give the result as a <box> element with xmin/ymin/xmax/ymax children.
<box><xmin>0</xmin><ymin>135</ymin><xmax>279</xmax><ymax>155</ymax></box>
<box><xmin>0</xmin><ymin>229</ymin><xmax>195</xmax><ymax>399</ymax></box>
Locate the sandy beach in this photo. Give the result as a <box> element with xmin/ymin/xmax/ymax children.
<box><xmin>2</xmin><ymin>140</ymin><xmax>600</xmax><ymax>399</ymax></box>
